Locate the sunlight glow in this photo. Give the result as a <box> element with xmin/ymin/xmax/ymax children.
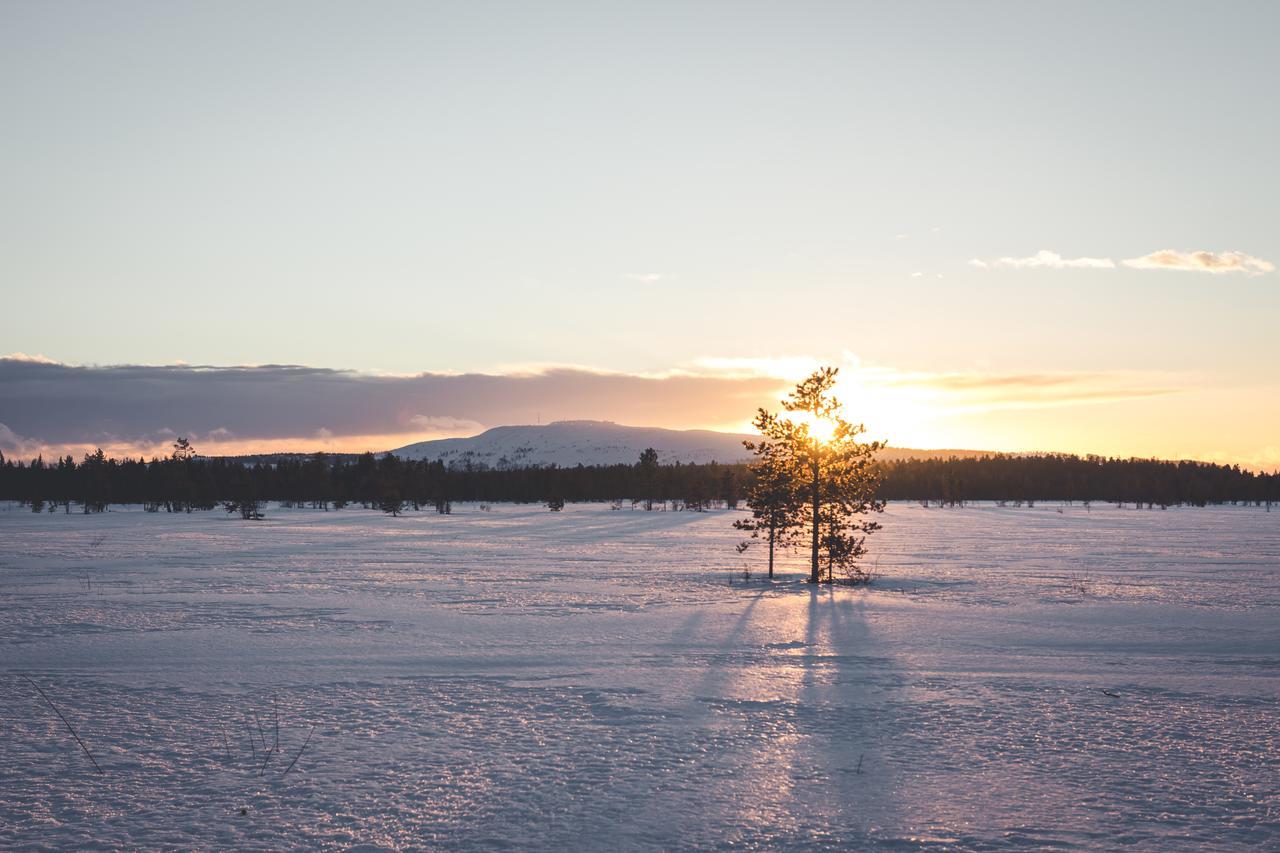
<box><xmin>787</xmin><ymin>411</ymin><xmax>840</xmax><ymax>445</ymax></box>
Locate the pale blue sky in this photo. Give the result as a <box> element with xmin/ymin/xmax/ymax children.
<box><xmin>2</xmin><ymin>1</ymin><xmax>1278</xmax><ymax>463</ymax></box>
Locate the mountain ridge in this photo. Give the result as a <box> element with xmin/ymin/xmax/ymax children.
<box><xmin>387</xmin><ymin>420</ymin><xmax>992</xmax><ymax>469</ymax></box>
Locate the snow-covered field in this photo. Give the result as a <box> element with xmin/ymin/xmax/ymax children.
<box><xmin>2</xmin><ymin>501</ymin><xmax>1278</xmax><ymax>850</ymax></box>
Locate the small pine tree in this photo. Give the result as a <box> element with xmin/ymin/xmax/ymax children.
<box><xmin>223</xmin><ymin>499</ymin><xmax>264</xmax><ymax>520</ymax></box>
<box><xmin>379</xmin><ymin>492</ymin><xmax>405</xmax><ymax>516</ymax></box>
<box><xmin>734</xmin><ymin>442</ymin><xmax>802</xmax><ymax>579</ymax></box>
<box><xmin>720</xmin><ymin>470</ymin><xmax>740</xmax><ymax>509</ymax></box>
<box><xmin>637</xmin><ymin>448</ymin><xmax>659</xmax><ymax>510</ymax></box>
<box><xmin>751</xmin><ymin>367</ymin><xmax>885</xmax><ymax>584</ymax></box>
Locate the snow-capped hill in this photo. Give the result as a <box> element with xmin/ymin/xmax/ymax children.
<box><xmin>388</xmin><ymin>421</ymin><xmax>754</xmax><ymax>468</ymax></box>
<box><xmin>388</xmin><ymin>420</ymin><xmax>995</xmax><ymax>469</ymax></box>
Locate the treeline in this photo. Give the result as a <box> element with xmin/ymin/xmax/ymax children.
<box><xmin>879</xmin><ymin>454</ymin><xmax>1279</xmax><ymax>507</ymax></box>
<box><xmin>0</xmin><ymin>449</ymin><xmax>744</xmax><ymax>514</ymax></box>
<box><xmin>0</xmin><ymin>446</ymin><xmax>1276</xmax><ymax>513</ymax></box>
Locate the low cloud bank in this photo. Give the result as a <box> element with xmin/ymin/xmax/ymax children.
<box><xmin>0</xmin><ymin>358</ymin><xmax>782</xmax><ymax>460</ymax></box>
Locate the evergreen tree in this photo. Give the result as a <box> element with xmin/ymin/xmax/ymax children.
<box><xmin>752</xmin><ymin>367</ymin><xmax>885</xmax><ymax>583</ymax></box>
<box><xmin>379</xmin><ymin>492</ymin><xmax>405</xmax><ymax>516</ymax></box>
<box><xmin>734</xmin><ymin>440</ymin><xmax>800</xmax><ymax>579</ymax></box>
<box><xmin>80</xmin><ymin>448</ymin><xmax>110</xmax><ymax>512</ymax></box>
<box><xmin>719</xmin><ymin>469</ymin><xmax>740</xmax><ymax>509</ymax></box>
<box><xmin>223</xmin><ymin>498</ymin><xmax>264</xmax><ymax>520</ymax></box>
<box><xmin>637</xmin><ymin>447</ymin><xmax>659</xmax><ymax>510</ymax></box>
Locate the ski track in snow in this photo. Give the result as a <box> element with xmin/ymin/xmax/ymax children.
<box><xmin>1</xmin><ymin>501</ymin><xmax>1278</xmax><ymax>850</ymax></box>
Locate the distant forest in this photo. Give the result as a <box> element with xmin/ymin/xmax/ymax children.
<box><xmin>1</xmin><ymin>446</ymin><xmax>1276</xmax><ymax>513</ymax></box>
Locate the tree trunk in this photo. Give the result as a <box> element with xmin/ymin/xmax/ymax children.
<box><xmin>810</xmin><ymin>458</ymin><xmax>820</xmax><ymax>584</ymax></box>
<box><xmin>768</xmin><ymin>523</ymin><xmax>775</xmax><ymax>579</ymax></box>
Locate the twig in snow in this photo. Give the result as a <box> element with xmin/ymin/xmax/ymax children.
<box><xmin>253</xmin><ymin>711</ymin><xmax>268</xmax><ymax>750</ymax></box>
<box><xmin>20</xmin><ymin>675</ymin><xmax>104</xmax><ymax>774</ymax></box>
<box><xmin>257</xmin><ymin>742</ymin><xmax>277</xmax><ymax>776</ymax></box>
<box><xmin>282</xmin><ymin>726</ymin><xmax>315</xmax><ymax>776</ymax></box>
<box><xmin>244</xmin><ymin>716</ymin><xmax>257</xmax><ymax>760</ymax></box>
<box><xmin>257</xmin><ymin>694</ymin><xmax>287</xmax><ymax>775</ymax></box>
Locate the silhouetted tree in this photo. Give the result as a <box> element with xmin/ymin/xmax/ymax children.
<box><xmin>734</xmin><ymin>441</ymin><xmax>801</xmax><ymax>579</ymax></box>
<box><xmin>752</xmin><ymin>368</ymin><xmax>885</xmax><ymax>583</ymax></box>
<box><xmin>637</xmin><ymin>447</ymin><xmax>659</xmax><ymax>510</ymax></box>
<box><xmin>223</xmin><ymin>499</ymin><xmax>264</xmax><ymax>520</ymax></box>
<box><xmin>379</xmin><ymin>492</ymin><xmax>405</xmax><ymax>516</ymax></box>
<box><xmin>80</xmin><ymin>448</ymin><xmax>110</xmax><ymax>512</ymax></box>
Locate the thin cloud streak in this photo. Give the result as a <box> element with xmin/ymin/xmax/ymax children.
<box><xmin>856</xmin><ymin>366</ymin><xmax>1182</xmax><ymax>413</ymax></box>
<box><xmin>969</xmin><ymin>250</ymin><xmax>1115</xmax><ymax>270</ymax></box>
<box><xmin>889</xmin><ymin>371</ymin><xmax>1116</xmax><ymax>390</ymax></box>
<box><xmin>1121</xmin><ymin>250</ymin><xmax>1275</xmax><ymax>275</ymax></box>
<box><xmin>971</xmin><ymin>248</ymin><xmax>1274</xmax><ymax>275</ymax></box>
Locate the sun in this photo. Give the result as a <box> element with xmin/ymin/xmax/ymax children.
<box><xmin>809</xmin><ymin>417</ymin><xmax>838</xmax><ymax>444</ymax></box>
<box><xmin>790</xmin><ymin>411</ymin><xmax>838</xmax><ymax>444</ymax></box>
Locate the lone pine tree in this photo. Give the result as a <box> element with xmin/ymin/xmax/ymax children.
<box><xmin>749</xmin><ymin>367</ymin><xmax>885</xmax><ymax>583</ymax></box>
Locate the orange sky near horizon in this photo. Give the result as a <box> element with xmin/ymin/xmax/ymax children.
<box><xmin>8</xmin><ymin>355</ymin><xmax>1275</xmax><ymax>472</ymax></box>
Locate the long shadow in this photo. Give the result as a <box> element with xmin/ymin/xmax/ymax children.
<box><xmin>791</xmin><ymin>584</ymin><xmax>906</xmax><ymax>842</ymax></box>
<box><xmin>689</xmin><ymin>587</ymin><xmax>768</xmax><ymax>707</ymax></box>
<box><xmin>614</xmin><ymin>585</ymin><xmax>769</xmax><ymax>845</ymax></box>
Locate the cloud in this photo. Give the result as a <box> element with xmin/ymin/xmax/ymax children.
<box><xmin>0</xmin><ymin>423</ymin><xmax>45</xmax><ymax>458</ymax></box>
<box><xmin>875</xmin><ymin>368</ymin><xmax>1180</xmax><ymax>411</ymax></box>
<box><xmin>2</xmin><ymin>351</ymin><xmax>58</xmax><ymax>364</ymax></box>
<box><xmin>691</xmin><ymin>353</ymin><xmax>1182</xmax><ymax>415</ymax></box>
<box><xmin>692</xmin><ymin>355</ymin><xmax>824</xmax><ymax>381</ymax></box>
<box><xmin>969</xmin><ymin>250</ymin><xmax>1115</xmax><ymax>270</ymax></box>
<box><xmin>970</xmin><ymin>248</ymin><xmax>1274</xmax><ymax>277</ymax></box>
<box><xmin>0</xmin><ymin>357</ymin><xmax>783</xmax><ymax>459</ymax></box>
<box><xmin>1121</xmin><ymin>250</ymin><xmax>1274</xmax><ymax>275</ymax></box>
<box><xmin>408</xmin><ymin>415</ymin><xmax>486</xmax><ymax>435</ymax></box>
<box><xmin>622</xmin><ymin>273</ymin><xmax>674</xmax><ymax>283</ymax></box>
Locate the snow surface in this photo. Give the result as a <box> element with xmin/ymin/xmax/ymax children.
<box><xmin>2</xmin><ymin>501</ymin><xmax>1279</xmax><ymax>849</ymax></box>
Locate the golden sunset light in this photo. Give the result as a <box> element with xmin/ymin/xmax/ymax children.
<box><xmin>3</xmin><ymin>2</ymin><xmax>1278</xmax><ymax>849</ymax></box>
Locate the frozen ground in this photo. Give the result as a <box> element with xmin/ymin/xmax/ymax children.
<box><xmin>1</xmin><ymin>501</ymin><xmax>1278</xmax><ymax>850</ymax></box>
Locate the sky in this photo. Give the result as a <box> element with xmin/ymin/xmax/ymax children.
<box><xmin>2</xmin><ymin>1</ymin><xmax>1278</xmax><ymax>468</ymax></box>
